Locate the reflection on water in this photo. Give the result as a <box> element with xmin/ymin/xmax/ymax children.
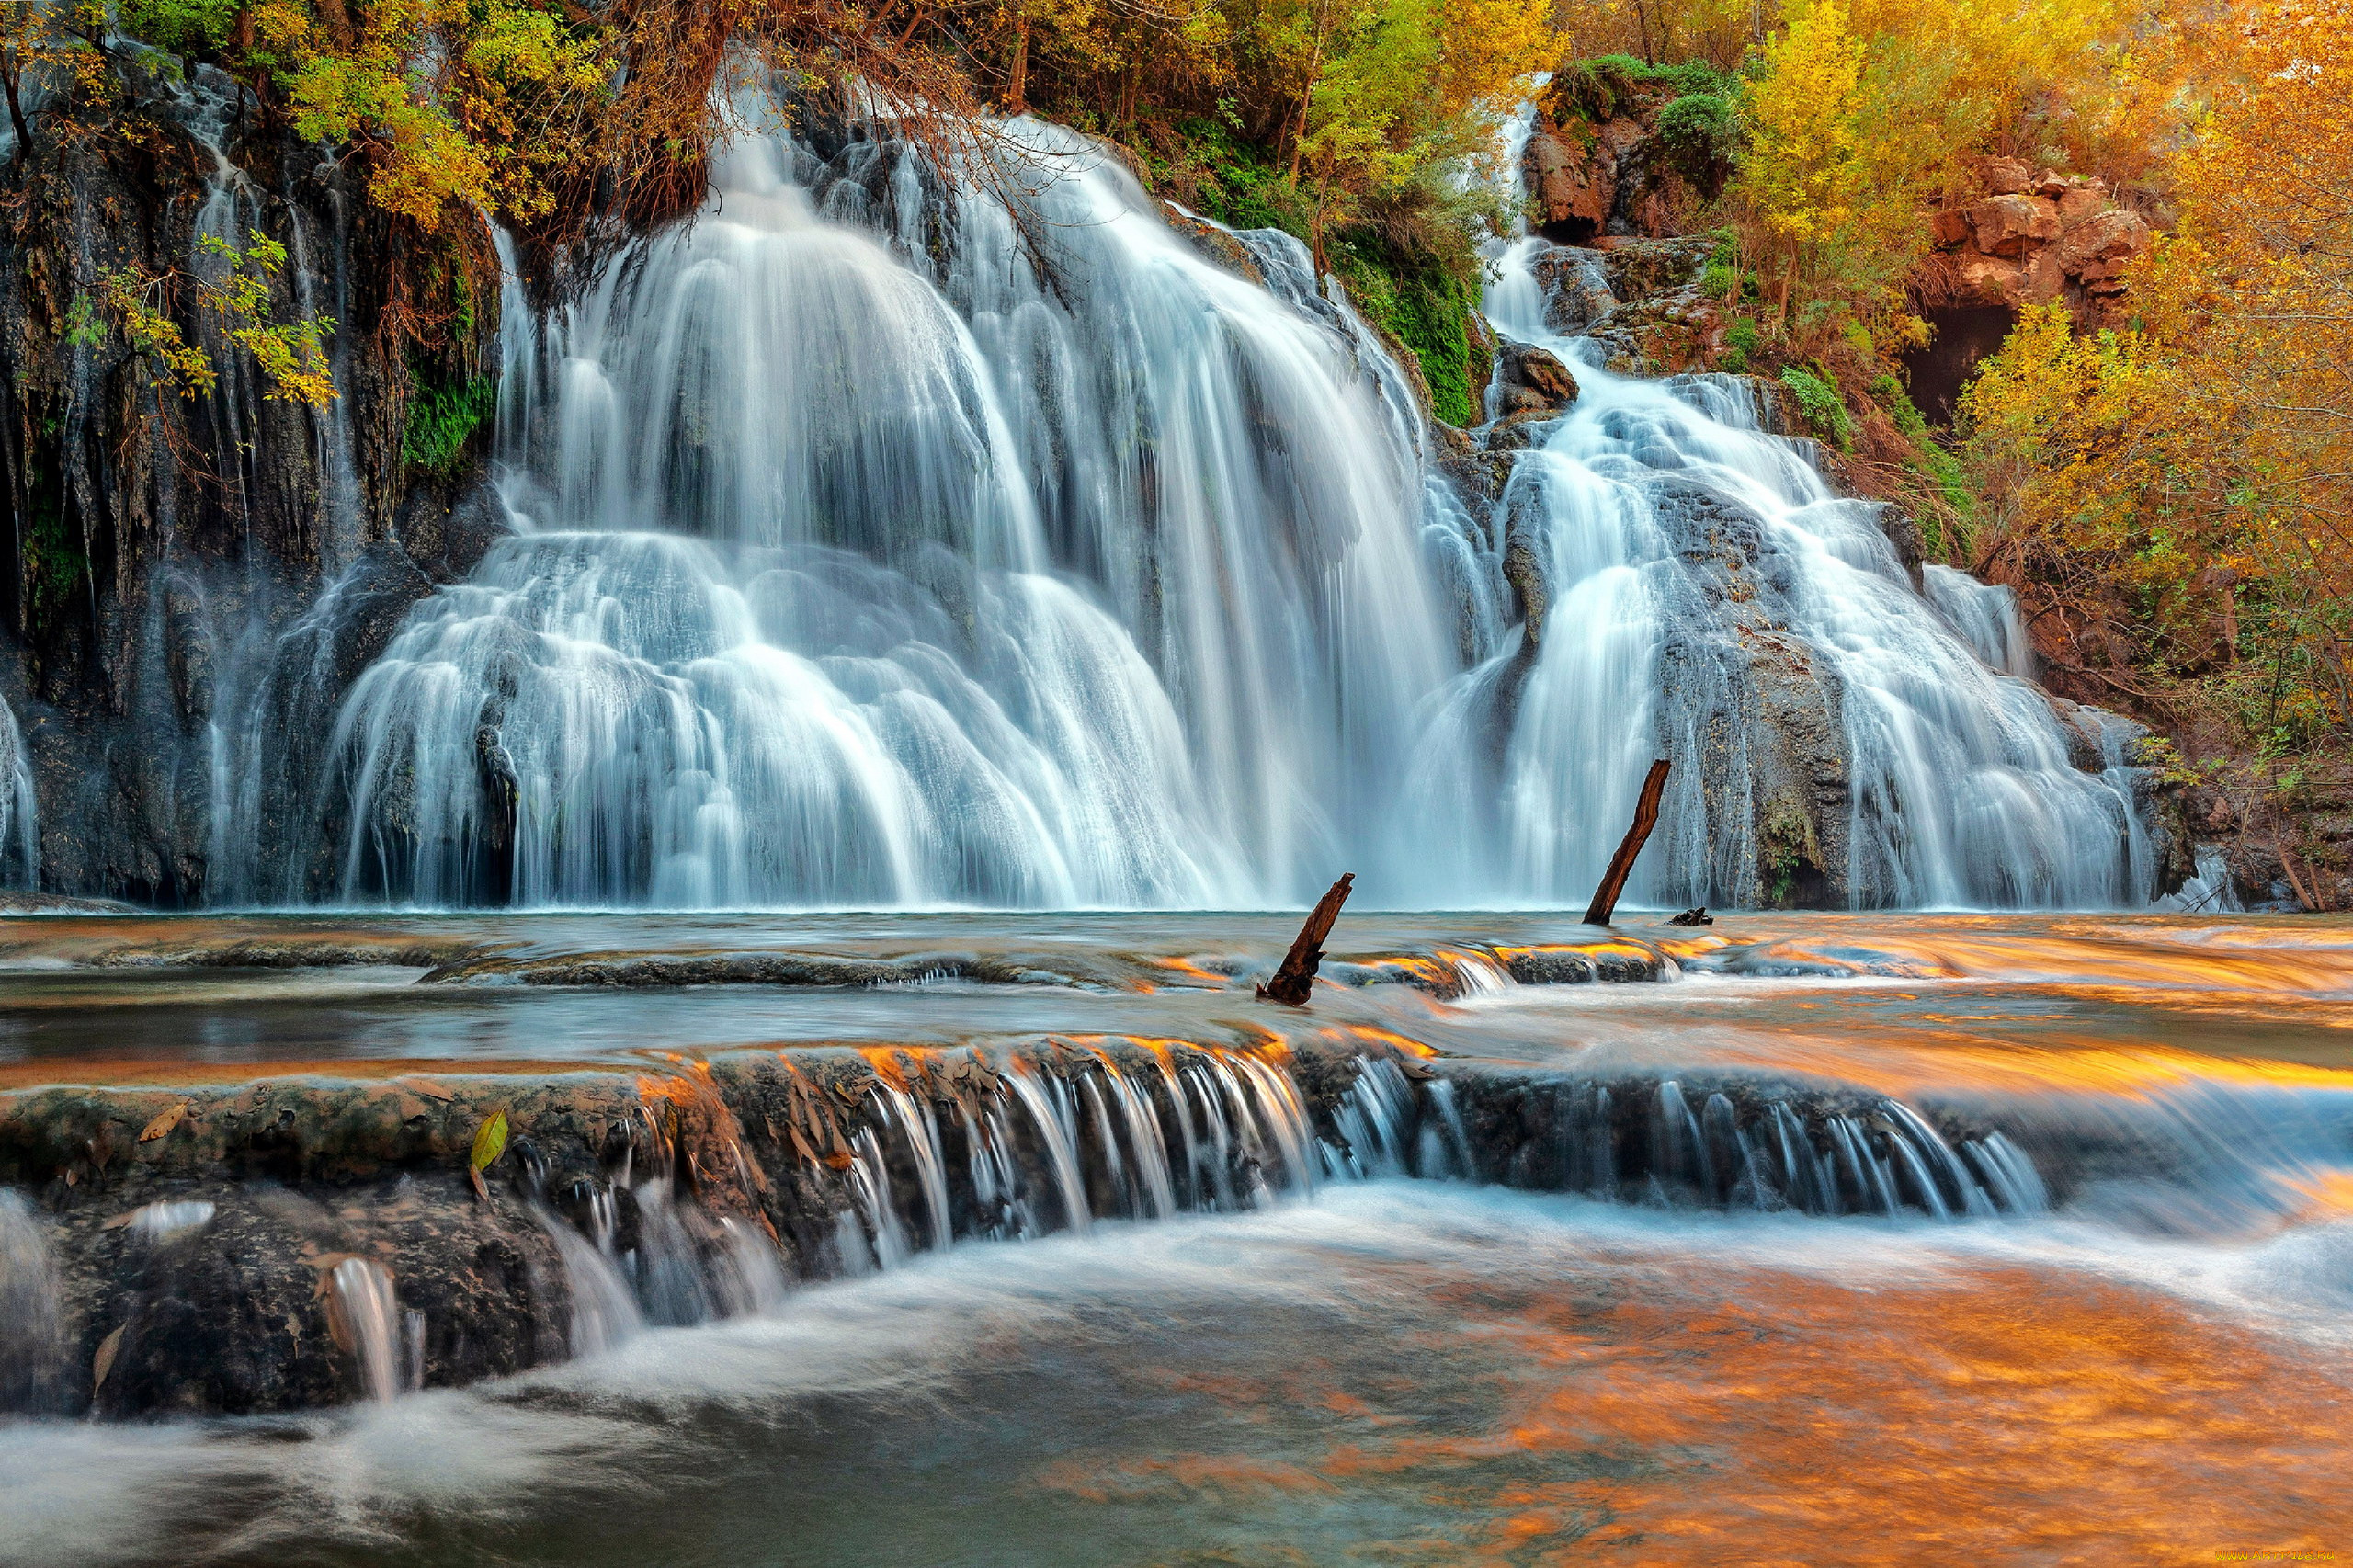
<box><xmin>7</xmin><ymin>911</ymin><xmax>2353</xmax><ymax>1076</ymax></box>
<box><xmin>3</xmin><ymin>911</ymin><xmax>2351</xmax><ymax>1562</ymax></box>
<box><xmin>1</xmin><ymin>1187</ymin><xmax>2345</xmax><ymax>1567</ymax></box>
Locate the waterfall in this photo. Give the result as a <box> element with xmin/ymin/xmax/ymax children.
<box><xmin>1448</xmin><ymin>194</ymin><xmax>2153</xmax><ymax>908</ymax></box>
<box><xmin>195</xmin><ymin>90</ymin><xmax>2158</xmax><ymax>912</ymax></box>
<box><xmin>0</xmin><ymin>697</ymin><xmax>36</xmax><ymax>888</ymax></box>
<box><xmin>327</xmin><ymin>1256</ymin><xmax>402</xmax><ymax>1403</ymax></box>
<box><xmin>0</xmin><ymin>1192</ymin><xmax>65</xmax><ymax>1413</ymax></box>
<box><xmin>1925</xmin><ymin>564</ymin><xmax>2034</xmax><ymax>678</ymax></box>
<box><xmin>312</xmin><ymin>114</ymin><xmax>1458</xmax><ymax>908</ymax></box>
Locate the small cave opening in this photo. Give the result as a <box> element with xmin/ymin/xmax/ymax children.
<box><xmin>1900</xmin><ymin>304</ymin><xmax>2018</xmax><ymax>426</ymax></box>
<box><xmin>1537</xmin><ymin>217</ymin><xmax>1600</xmax><ymax>247</ymax></box>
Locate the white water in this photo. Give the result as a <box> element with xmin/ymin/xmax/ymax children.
<box><xmin>0</xmin><ymin>696</ymin><xmax>35</xmax><ymax>889</ymax></box>
<box><xmin>302</xmin><ymin>116</ymin><xmax>1455</xmax><ymax>908</ymax></box>
<box><xmin>181</xmin><ymin>94</ymin><xmax>2155</xmax><ymax>911</ymax></box>
<box><xmin>327</xmin><ymin>1257</ymin><xmax>402</xmax><ymax>1403</ymax></box>
<box><xmin>1454</xmin><ymin>222</ymin><xmax>2151</xmax><ymax>907</ymax></box>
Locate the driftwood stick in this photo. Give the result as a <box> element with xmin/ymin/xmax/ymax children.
<box><xmin>1257</xmin><ymin>872</ymin><xmax>1354</xmax><ymax>1006</ymax></box>
<box><xmin>1584</xmin><ymin>759</ymin><xmax>1671</xmax><ymax>926</ymax></box>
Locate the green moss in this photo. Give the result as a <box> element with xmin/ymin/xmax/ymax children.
<box><xmin>403</xmin><ymin>370</ymin><xmax>497</xmax><ymax>475</ymax></box>
<box><xmin>1758</xmin><ymin>807</ymin><xmax>1816</xmax><ymax>906</ymax></box>
<box><xmin>1870</xmin><ymin>371</ymin><xmax>1927</xmax><ymax>436</ymax></box>
<box><xmin>1336</xmin><ymin>248</ymin><xmax>1483</xmax><ymax>427</ymax></box>
<box><xmin>1779</xmin><ymin>365</ymin><xmax>1854</xmax><ymax>450</ymax></box>
<box><xmin>1132</xmin><ymin>119</ymin><xmax>1489</xmax><ymax>428</ymax></box>
<box><xmin>1720</xmin><ymin>317</ymin><xmax>1762</xmax><ymax>373</ymax></box>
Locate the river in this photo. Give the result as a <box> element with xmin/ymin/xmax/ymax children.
<box><xmin>2</xmin><ymin>910</ymin><xmax>2347</xmax><ymax>1565</ymax></box>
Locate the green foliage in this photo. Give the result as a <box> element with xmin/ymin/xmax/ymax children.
<box><xmin>1655</xmin><ymin>92</ymin><xmax>1740</xmax><ymax>186</ymax></box>
<box><xmin>75</xmin><ymin>232</ymin><xmax>337</xmax><ymax>409</ymax></box>
<box><xmin>1870</xmin><ymin>371</ymin><xmax>1925</xmax><ymax>435</ymax></box>
<box><xmin>1720</xmin><ymin>316</ymin><xmax>1762</xmax><ymax>373</ymax></box>
<box><xmin>1779</xmin><ymin>364</ymin><xmax>1853</xmax><ymax>449</ymax></box>
<box><xmin>403</xmin><ymin>369</ymin><xmax>498</xmax><ymax>474</ymax></box>
<box><xmin>1554</xmin><ymin>54</ymin><xmax>1733</xmax><ymax>124</ymax></box>
<box><xmin>1338</xmin><ymin>247</ymin><xmax>1482</xmax><ymax>426</ymax></box>
<box><xmin>119</xmin><ymin>0</ymin><xmax>238</xmax><ymax>60</ymax></box>
<box><xmin>17</xmin><ymin>435</ymin><xmax>84</xmax><ymax>632</ymax></box>
<box><xmin>1147</xmin><ymin>119</ymin><xmax>1493</xmax><ymax>428</ymax></box>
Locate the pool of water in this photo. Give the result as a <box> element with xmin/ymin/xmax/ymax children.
<box><xmin>3</xmin><ymin>910</ymin><xmax>2350</xmax><ymax>1564</ymax></box>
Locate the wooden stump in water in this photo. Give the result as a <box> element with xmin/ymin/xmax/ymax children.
<box><xmin>1584</xmin><ymin>759</ymin><xmax>1671</xmax><ymax>926</ymax></box>
<box><xmin>1257</xmin><ymin>873</ymin><xmax>1354</xmax><ymax>1006</ymax></box>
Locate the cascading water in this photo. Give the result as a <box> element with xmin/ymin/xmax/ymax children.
<box><xmin>1442</xmin><ymin>176</ymin><xmax>2154</xmax><ymax>908</ymax></box>
<box><xmin>326</xmin><ymin>1257</ymin><xmax>403</xmax><ymax>1403</ymax></box>
<box><xmin>210</xmin><ymin>90</ymin><xmax>2157</xmax><ymax>911</ymax></box>
<box><xmin>0</xmin><ymin>1193</ymin><xmax>64</xmax><ymax>1414</ymax></box>
<box><xmin>301</xmin><ymin>113</ymin><xmax>1459</xmax><ymax>909</ymax></box>
<box><xmin>0</xmin><ymin>697</ymin><xmax>36</xmax><ymax>889</ymax></box>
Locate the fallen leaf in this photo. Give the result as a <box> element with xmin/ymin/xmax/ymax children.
<box><xmin>470</xmin><ymin>1110</ymin><xmax>508</xmax><ymax>1174</ymax></box>
<box><xmin>92</xmin><ymin>1324</ymin><xmax>124</xmax><ymax>1392</ymax></box>
<box><xmin>404</xmin><ymin>1077</ymin><xmax>455</xmax><ymax>1102</ymax></box>
<box><xmin>469</xmin><ymin>1166</ymin><xmax>490</xmax><ymax>1203</ymax></box>
<box><xmin>138</xmin><ymin>1103</ymin><xmax>190</xmax><ymax>1142</ymax></box>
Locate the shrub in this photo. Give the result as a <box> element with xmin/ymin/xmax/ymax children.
<box><xmin>1656</xmin><ymin>93</ymin><xmax>1741</xmax><ymax>188</ymax></box>
<box><xmin>1553</xmin><ymin>55</ymin><xmax>1734</xmax><ymax>125</ymax></box>
<box><xmin>1779</xmin><ymin>364</ymin><xmax>1854</xmax><ymax>449</ymax></box>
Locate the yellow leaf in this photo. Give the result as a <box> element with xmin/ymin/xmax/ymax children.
<box><xmin>138</xmin><ymin>1103</ymin><xmax>189</xmax><ymax>1142</ymax></box>
<box><xmin>92</xmin><ymin>1324</ymin><xmax>124</xmax><ymax>1393</ymax></box>
<box><xmin>470</xmin><ymin>1110</ymin><xmax>508</xmax><ymax>1174</ymax></box>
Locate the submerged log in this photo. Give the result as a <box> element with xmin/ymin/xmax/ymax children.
<box><xmin>1257</xmin><ymin>873</ymin><xmax>1354</xmax><ymax>1006</ymax></box>
<box><xmin>1584</xmin><ymin>759</ymin><xmax>1671</xmax><ymax>926</ymax></box>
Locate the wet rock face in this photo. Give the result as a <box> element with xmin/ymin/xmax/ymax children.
<box><xmin>0</xmin><ymin>73</ymin><xmax>506</xmax><ymax>905</ymax></box>
<box><xmin>0</xmin><ymin>1000</ymin><xmax>2111</xmax><ymax>1419</ymax></box>
<box><xmin>1518</xmin><ymin>77</ymin><xmax>1718</xmax><ymax>245</ymax></box>
<box><xmin>1521</xmin><ymin>238</ymin><xmax>1722</xmax><ymax>376</ymax></box>
<box><xmin>0</xmin><ymin>1036</ymin><xmax>1399</xmax><ymax>1416</ymax></box>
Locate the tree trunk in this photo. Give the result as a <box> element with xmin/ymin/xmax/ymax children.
<box><xmin>1584</xmin><ymin>759</ymin><xmax>1671</xmax><ymax>926</ymax></box>
<box><xmin>1</xmin><ymin>58</ymin><xmax>30</xmax><ymax>163</ymax></box>
<box><xmin>1257</xmin><ymin>873</ymin><xmax>1354</xmax><ymax>1006</ymax></box>
<box><xmin>1005</xmin><ymin>12</ymin><xmax>1031</xmax><ymax>110</ymax></box>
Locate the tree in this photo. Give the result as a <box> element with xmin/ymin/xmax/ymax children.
<box><xmin>1963</xmin><ymin>0</ymin><xmax>2353</xmax><ymax>748</ymax></box>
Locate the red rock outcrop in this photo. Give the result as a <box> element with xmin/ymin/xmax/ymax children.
<box><xmin>1919</xmin><ymin>161</ymin><xmax>2150</xmax><ymax>328</ymax></box>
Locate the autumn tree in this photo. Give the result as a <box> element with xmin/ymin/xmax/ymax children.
<box><xmin>1963</xmin><ymin>0</ymin><xmax>2353</xmax><ymax>749</ymax></box>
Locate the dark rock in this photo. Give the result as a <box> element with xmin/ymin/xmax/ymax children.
<box><xmin>1874</xmin><ymin>505</ymin><xmax>1927</xmax><ymax>594</ymax></box>
<box><xmin>396</xmin><ymin>480</ymin><xmax>515</xmax><ymax>585</ymax></box>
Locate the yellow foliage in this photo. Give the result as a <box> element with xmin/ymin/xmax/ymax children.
<box><xmin>74</xmin><ymin>231</ymin><xmax>338</xmax><ymax>410</ymax></box>
<box><xmin>1964</xmin><ymin>0</ymin><xmax>2353</xmax><ymax>738</ymax></box>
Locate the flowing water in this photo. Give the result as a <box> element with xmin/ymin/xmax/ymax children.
<box><xmin>140</xmin><ymin>95</ymin><xmax>2154</xmax><ymax>913</ymax></box>
<box><xmin>0</xmin><ymin>81</ymin><xmax>2329</xmax><ymax>1567</ymax></box>
<box><xmin>2</xmin><ymin>911</ymin><xmax>2350</xmax><ymax>1563</ymax></box>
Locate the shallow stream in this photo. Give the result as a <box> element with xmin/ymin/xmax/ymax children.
<box><xmin>3</xmin><ymin>910</ymin><xmax>2350</xmax><ymax>1564</ymax></box>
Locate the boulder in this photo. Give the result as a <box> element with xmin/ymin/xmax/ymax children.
<box><xmin>1506</xmin><ymin>343</ymin><xmax>1580</xmax><ymax>407</ymax></box>
<box><xmin>1930</xmin><ymin>207</ymin><xmax>1974</xmax><ymax>247</ymax></box>
<box><xmin>2056</xmin><ymin>186</ymin><xmax>2106</xmax><ymax>223</ymax></box>
<box><xmin>1523</xmin><ymin>131</ymin><xmax>1614</xmax><ymax>238</ymax></box>
<box><xmin>1979</xmin><ymin>156</ymin><xmax>2034</xmax><ymax>196</ymax></box>
<box><xmin>2057</xmin><ymin>209</ymin><xmax>2150</xmax><ymax>290</ymax></box>
<box><xmin>1952</xmin><ymin>253</ymin><xmax>2026</xmax><ymax>303</ymax></box>
<box><xmin>1967</xmin><ymin>195</ymin><xmax>2063</xmax><ymax>256</ymax></box>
